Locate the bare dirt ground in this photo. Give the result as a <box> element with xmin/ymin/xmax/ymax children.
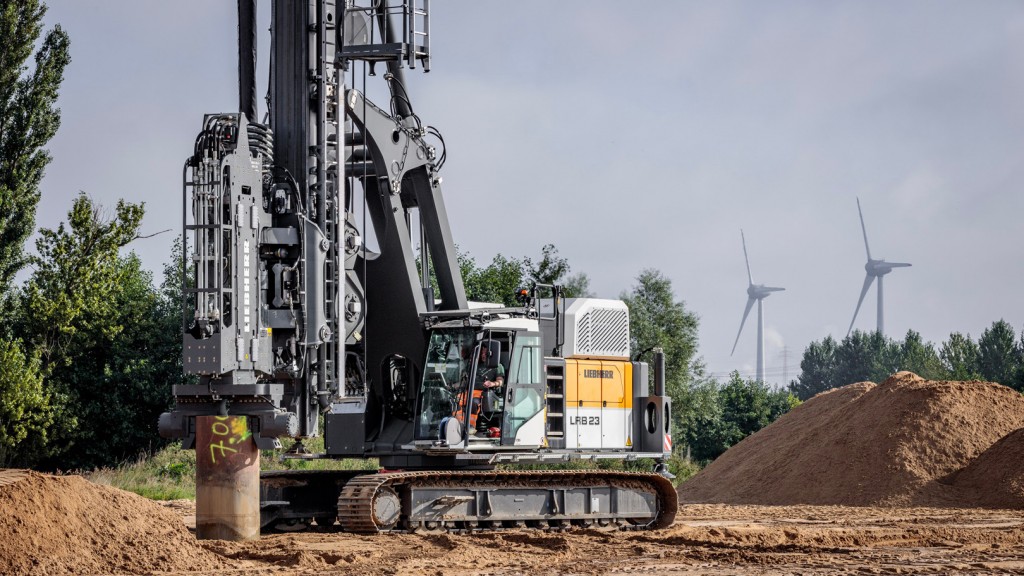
<box><xmin>156</xmin><ymin>500</ymin><xmax>1024</xmax><ymax>576</ymax></box>
<box><xmin>9</xmin><ymin>471</ymin><xmax>1024</xmax><ymax>575</ymax></box>
<box><xmin>7</xmin><ymin>374</ymin><xmax>1024</xmax><ymax>575</ymax></box>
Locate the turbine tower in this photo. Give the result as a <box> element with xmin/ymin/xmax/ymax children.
<box><xmin>731</xmin><ymin>230</ymin><xmax>785</xmax><ymax>383</ymax></box>
<box><xmin>847</xmin><ymin>198</ymin><xmax>911</xmax><ymax>336</ymax></box>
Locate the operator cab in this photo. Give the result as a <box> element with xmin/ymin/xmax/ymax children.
<box><xmin>415</xmin><ymin>324</ymin><xmax>544</xmax><ymax>448</ymax></box>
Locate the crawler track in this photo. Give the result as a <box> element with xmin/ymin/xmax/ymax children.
<box><xmin>337</xmin><ymin>469</ymin><xmax>677</xmax><ymax>533</ymax></box>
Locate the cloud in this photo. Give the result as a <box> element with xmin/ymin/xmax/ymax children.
<box><xmin>35</xmin><ymin>0</ymin><xmax>1024</xmax><ymax>385</ymax></box>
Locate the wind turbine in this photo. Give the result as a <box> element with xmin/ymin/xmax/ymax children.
<box><xmin>730</xmin><ymin>230</ymin><xmax>785</xmax><ymax>383</ymax></box>
<box><xmin>847</xmin><ymin>198</ymin><xmax>911</xmax><ymax>336</ymax></box>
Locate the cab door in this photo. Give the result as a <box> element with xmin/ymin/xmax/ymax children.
<box><xmin>501</xmin><ymin>333</ymin><xmax>545</xmax><ymax>446</ymax></box>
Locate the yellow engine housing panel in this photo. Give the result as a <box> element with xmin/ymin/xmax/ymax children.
<box><xmin>563</xmin><ymin>359</ymin><xmax>633</xmax><ymax>449</ymax></box>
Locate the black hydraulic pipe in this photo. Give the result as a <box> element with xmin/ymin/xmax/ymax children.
<box><xmin>345</xmin><ymin>161</ymin><xmax>377</xmax><ymax>177</ymax></box>
<box><xmin>347</xmin><ymin>145</ymin><xmax>370</xmax><ymax>161</ymax></box>
<box><xmin>375</xmin><ymin>8</ymin><xmax>413</xmax><ymax>119</ymax></box>
<box><xmin>653</xmin><ymin>347</ymin><xmax>666</xmax><ymax>397</ymax></box>
<box><xmin>238</xmin><ymin>0</ymin><xmax>258</xmax><ymax>121</ymax></box>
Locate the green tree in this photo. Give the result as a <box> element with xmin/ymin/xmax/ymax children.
<box><xmin>620</xmin><ymin>269</ymin><xmax>701</xmax><ymax>432</ymax></box>
<box><xmin>789</xmin><ymin>336</ymin><xmax>838</xmax><ymax>400</ymax></box>
<box><xmin>561</xmin><ymin>272</ymin><xmax>593</xmax><ymax>299</ymax></box>
<box><xmin>12</xmin><ymin>194</ymin><xmax>145</xmax><ymax>467</ymax></box>
<box><xmin>768</xmin><ymin>383</ymin><xmax>802</xmax><ymax>421</ymax></box>
<box><xmin>834</xmin><ymin>330</ymin><xmax>900</xmax><ymax>385</ymax></box>
<box><xmin>718</xmin><ymin>372</ymin><xmax>798</xmax><ymax>446</ymax></box>
<box><xmin>451</xmin><ymin>244</ymin><xmax>594</xmax><ymax>306</ymax></box>
<box><xmin>464</xmin><ymin>253</ymin><xmax>524</xmax><ymax>306</ymax></box>
<box><xmin>18</xmin><ymin>194</ymin><xmax>144</xmax><ymax>364</ymax></box>
<box><xmin>977</xmin><ymin>320</ymin><xmax>1021</xmax><ymax>389</ymax></box>
<box><xmin>155</xmin><ymin>238</ymin><xmax>191</xmax><ymax>387</ymax></box>
<box><xmin>426</xmin><ymin>246</ymin><xmax>522</xmax><ymax>306</ymax></box>
<box><xmin>0</xmin><ymin>0</ymin><xmax>71</xmax><ymax>295</ymax></box>
<box><xmin>792</xmin><ymin>331</ymin><xmax>902</xmax><ymax>399</ymax></box>
<box><xmin>718</xmin><ymin>373</ymin><xmax>772</xmax><ymax>446</ymax></box>
<box><xmin>940</xmin><ymin>332</ymin><xmax>981</xmax><ymax>381</ymax></box>
<box><xmin>0</xmin><ymin>337</ymin><xmax>54</xmax><ymax>465</ymax></box>
<box><xmin>521</xmin><ymin>243</ymin><xmax>593</xmax><ymax>298</ymax></box>
<box><xmin>52</xmin><ymin>254</ymin><xmax>176</xmax><ymax>468</ymax></box>
<box><xmin>679</xmin><ymin>373</ymin><xmax>800</xmax><ymax>462</ymax></box>
<box><xmin>897</xmin><ymin>330</ymin><xmax>945</xmax><ymax>380</ymax></box>
<box><xmin>524</xmin><ymin>244</ymin><xmax>569</xmax><ymax>287</ymax></box>
<box><xmin>675</xmin><ymin>377</ymin><xmax>727</xmax><ymax>461</ymax></box>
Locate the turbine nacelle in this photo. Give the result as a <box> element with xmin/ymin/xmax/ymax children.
<box><xmin>748</xmin><ymin>284</ymin><xmax>785</xmax><ymax>299</ymax></box>
<box><xmin>865</xmin><ymin>259</ymin><xmax>911</xmax><ymax>277</ymax></box>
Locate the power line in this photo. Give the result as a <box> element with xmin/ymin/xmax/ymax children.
<box><xmin>706</xmin><ymin>367</ymin><xmax>794</xmax><ymax>381</ymax></box>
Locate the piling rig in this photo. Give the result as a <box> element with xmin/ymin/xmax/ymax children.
<box><xmin>160</xmin><ymin>1</ymin><xmax>677</xmax><ymax>534</ymax></box>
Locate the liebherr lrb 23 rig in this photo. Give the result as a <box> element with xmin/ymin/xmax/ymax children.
<box><xmin>159</xmin><ymin>0</ymin><xmax>676</xmax><ymax>533</ymax></box>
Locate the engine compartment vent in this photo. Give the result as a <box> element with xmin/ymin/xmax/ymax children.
<box><xmin>563</xmin><ymin>299</ymin><xmax>630</xmax><ymax>359</ymax></box>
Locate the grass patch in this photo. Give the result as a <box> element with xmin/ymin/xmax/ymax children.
<box><xmin>263</xmin><ymin>436</ymin><xmax>378</xmax><ymax>472</ymax></box>
<box><xmin>88</xmin><ymin>438</ymin><xmax>378</xmax><ymax>500</ymax></box>
<box><xmin>88</xmin><ymin>443</ymin><xmax>198</xmax><ymax>500</ymax></box>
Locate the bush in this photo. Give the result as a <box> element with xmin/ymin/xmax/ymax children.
<box><xmin>0</xmin><ymin>338</ymin><xmax>56</xmax><ymax>466</ymax></box>
<box><xmin>665</xmin><ymin>453</ymin><xmax>702</xmax><ymax>483</ymax></box>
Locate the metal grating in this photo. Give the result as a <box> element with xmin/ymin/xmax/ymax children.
<box><xmin>576</xmin><ymin>307</ymin><xmax>630</xmax><ymax>357</ymax></box>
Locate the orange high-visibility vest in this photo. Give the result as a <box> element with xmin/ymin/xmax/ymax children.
<box><xmin>453</xmin><ymin>388</ymin><xmax>483</xmax><ymax>428</ymax></box>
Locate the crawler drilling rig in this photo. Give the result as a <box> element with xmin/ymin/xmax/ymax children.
<box><xmin>159</xmin><ymin>1</ymin><xmax>676</xmax><ymax>534</ymax></box>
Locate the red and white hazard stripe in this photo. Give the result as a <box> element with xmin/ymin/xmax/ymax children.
<box><xmin>663</xmin><ymin>433</ymin><xmax>673</xmax><ymax>453</ymax></box>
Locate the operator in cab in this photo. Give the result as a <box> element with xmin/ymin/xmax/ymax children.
<box><xmin>474</xmin><ymin>345</ymin><xmax>504</xmax><ymax>435</ymax></box>
<box><xmin>477</xmin><ymin>346</ymin><xmax>504</xmax><ymax>391</ymax></box>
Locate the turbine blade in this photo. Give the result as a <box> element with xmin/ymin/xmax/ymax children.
<box><xmin>765</xmin><ymin>286</ymin><xmax>785</xmax><ymax>292</ymax></box>
<box><xmin>731</xmin><ymin>297</ymin><xmax>756</xmax><ymax>356</ymax></box>
<box><xmin>847</xmin><ymin>274</ymin><xmax>875</xmax><ymax>336</ymax></box>
<box><xmin>889</xmin><ymin>262</ymin><xmax>912</xmax><ymax>268</ymax></box>
<box><xmin>857</xmin><ymin>197</ymin><xmax>872</xmax><ymax>261</ymax></box>
<box><xmin>741</xmin><ymin>229</ymin><xmax>752</xmax><ymax>285</ymax></box>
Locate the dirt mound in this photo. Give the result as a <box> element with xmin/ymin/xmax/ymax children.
<box><xmin>0</xmin><ymin>470</ymin><xmax>227</xmax><ymax>575</ymax></box>
<box><xmin>678</xmin><ymin>372</ymin><xmax>1024</xmax><ymax>507</ymax></box>
<box><xmin>941</xmin><ymin>428</ymin><xmax>1024</xmax><ymax>509</ymax></box>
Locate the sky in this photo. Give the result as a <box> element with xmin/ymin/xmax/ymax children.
<box><xmin>37</xmin><ymin>1</ymin><xmax>1024</xmax><ymax>386</ymax></box>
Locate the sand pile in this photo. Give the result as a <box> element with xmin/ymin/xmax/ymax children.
<box><xmin>941</xmin><ymin>428</ymin><xmax>1024</xmax><ymax>509</ymax></box>
<box><xmin>678</xmin><ymin>372</ymin><xmax>1024</xmax><ymax>507</ymax></box>
<box><xmin>0</xmin><ymin>470</ymin><xmax>227</xmax><ymax>575</ymax></box>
